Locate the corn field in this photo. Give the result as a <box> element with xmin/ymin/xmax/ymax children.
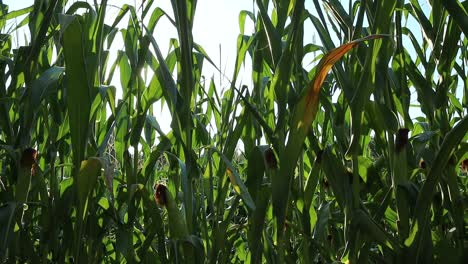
<box><xmin>0</xmin><ymin>0</ymin><xmax>467</xmax><ymax>263</ymax></box>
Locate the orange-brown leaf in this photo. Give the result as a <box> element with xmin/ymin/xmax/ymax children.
<box><xmin>302</xmin><ymin>35</ymin><xmax>387</xmax><ymax>128</ymax></box>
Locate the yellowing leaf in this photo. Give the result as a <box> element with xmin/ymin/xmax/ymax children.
<box><xmin>294</xmin><ymin>34</ymin><xmax>387</xmax><ymax>134</ymax></box>
<box><xmin>208</xmin><ymin>147</ymin><xmax>255</xmax><ymax>210</ymax></box>
<box><xmin>226</xmin><ymin>168</ymin><xmax>242</xmax><ymax>194</ymax></box>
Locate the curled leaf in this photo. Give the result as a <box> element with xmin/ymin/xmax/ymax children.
<box><xmin>226</xmin><ymin>168</ymin><xmax>241</xmax><ymax>194</ymax></box>
<box><xmin>293</xmin><ymin>34</ymin><xmax>388</xmax><ymax>134</ymax></box>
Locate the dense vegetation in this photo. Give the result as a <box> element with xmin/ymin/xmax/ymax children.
<box><xmin>0</xmin><ymin>0</ymin><xmax>467</xmax><ymax>263</ymax></box>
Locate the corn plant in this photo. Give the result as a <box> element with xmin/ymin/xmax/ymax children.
<box><xmin>0</xmin><ymin>0</ymin><xmax>466</xmax><ymax>263</ymax></box>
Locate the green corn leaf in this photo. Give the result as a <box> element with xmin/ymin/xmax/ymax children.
<box><xmin>0</xmin><ymin>202</ymin><xmax>16</xmax><ymax>261</ymax></box>
<box><xmin>76</xmin><ymin>158</ymin><xmax>101</xmax><ymax>221</ymax></box>
<box><xmin>61</xmin><ymin>14</ymin><xmax>97</xmax><ymax>171</ymax></box>
<box><xmin>439</xmin><ymin>0</ymin><xmax>468</xmax><ymax>37</ymax></box>
<box><xmin>412</xmin><ymin>115</ymin><xmax>468</xmax><ymax>262</ymax></box>
<box><xmin>211</xmin><ymin>147</ymin><xmax>255</xmax><ymax>211</ymax></box>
